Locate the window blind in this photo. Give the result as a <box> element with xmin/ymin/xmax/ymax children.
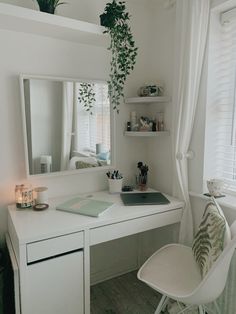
<box><xmin>209</xmin><ymin>11</ymin><xmax>236</xmax><ymax>190</ymax></box>
<box><xmin>76</xmin><ymin>83</ymin><xmax>110</xmax><ymax>154</ymax></box>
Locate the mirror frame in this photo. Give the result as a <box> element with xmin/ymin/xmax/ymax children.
<box><xmin>19</xmin><ymin>74</ymin><xmax>116</xmax><ymax>178</ymax></box>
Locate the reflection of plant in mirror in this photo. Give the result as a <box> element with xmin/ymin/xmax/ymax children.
<box><xmin>35</xmin><ymin>0</ymin><xmax>66</xmax><ymax>14</ymax></box>
<box><xmin>78</xmin><ymin>83</ymin><xmax>96</xmax><ymax>114</ymax></box>
<box><xmin>100</xmin><ymin>0</ymin><xmax>138</xmax><ymax>113</ymax></box>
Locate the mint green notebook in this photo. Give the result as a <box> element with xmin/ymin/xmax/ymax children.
<box><xmin>56</xmin><ymin>197</ymin><xmax>114</xmax><ymax>217</ymax></box>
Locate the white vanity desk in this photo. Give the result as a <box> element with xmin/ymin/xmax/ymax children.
<box><xmin>7</xmin><ymin>190</ymin><xmax>184</xmax><ymax>314</ymax></box>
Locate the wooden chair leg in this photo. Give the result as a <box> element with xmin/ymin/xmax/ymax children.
<box><xmin>155</xmin><ymin>295</ymin><xmax>168</xmax><ymax>314</ymax></box>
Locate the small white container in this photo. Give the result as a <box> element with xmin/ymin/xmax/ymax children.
<box><xmin>108</xmin><ymin>178</ymin><xmax>123</xmax><ymax>194</ymax></box>
<box><xmin>34</xmin><ymin>186</ymin><xmax>48</xmax><ymax>204</ymax></box>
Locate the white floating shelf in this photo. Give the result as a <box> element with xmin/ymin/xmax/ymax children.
<box><xmin>0</xmin><ymin>3</ymin><xmax>108</xmax><ymax>46</ymax></box>
<box><xmin>125</xmin><ymin>96</ymin><xmax>171</xmax><ymax>104</ymax></box>
<box><xmin>124</xmin><ymin>131</ymin><xmax>170</xmax><ymax>137</ymax></box>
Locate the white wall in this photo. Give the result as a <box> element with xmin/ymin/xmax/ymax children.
<box><xmin>115</xmin><ymin>0</ymin><xmax>176</xmax><ymax>192</ymax></box>
<box><xmin>147</xmin><ymin>1</ymin><xmax>176</xmax><ymax>194</ymax></box>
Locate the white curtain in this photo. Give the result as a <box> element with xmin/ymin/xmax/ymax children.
<box><xmin>72</xmin><ymin>82</ymin><xmax>79</xmax><ymax>153</ymax></box>
<box><xmin>60</xmin><ymin>82</ymin><xmax>74</xmax><ymax>171</ymax></box>
<box><xmin>172</xmin><ymin>0</ymin><xmax>210</xmax><ymax>246</ymax></box>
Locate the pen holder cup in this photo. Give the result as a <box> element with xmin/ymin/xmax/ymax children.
<box><xmin>108</xmin><ymin>178</ymin><xmax>123</xmax><ymax>194</ymax></box>
<box><xmin>136</xmin><ymin>174</ymin><xmax>148</xmax><ymax>191</ymax></box>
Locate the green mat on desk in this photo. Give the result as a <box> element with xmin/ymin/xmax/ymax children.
<box><xmin>56</xmin><ymin>197</ymin><xmax>114</xmax><ymax>217</ymax></box>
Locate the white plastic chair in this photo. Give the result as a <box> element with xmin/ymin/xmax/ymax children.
<box><xmin>137</xmin><ymin>221</ymin><xmax>236</xmax><ymax>314</ymax></box>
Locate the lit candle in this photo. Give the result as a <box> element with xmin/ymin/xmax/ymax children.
<box><xmin>15</xmin><ymin>184</ymin><xmax>33</xmax><ymax>209</ymax></box>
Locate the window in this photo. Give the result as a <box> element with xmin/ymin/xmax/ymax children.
<box><xmin>205</xmin><ymin>7</ymin><xmax>236</xmax><ymax>192</ymax></box>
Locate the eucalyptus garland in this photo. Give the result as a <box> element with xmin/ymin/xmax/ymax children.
<box><xmin>78</xmin><ymin>83</ymin><xmax>96</xmax><ymax>115</ymax></box>
<box><xmin>100</xmin><ymin>0</ymin><xmax>138</xmax><ymax>113</ymax></box>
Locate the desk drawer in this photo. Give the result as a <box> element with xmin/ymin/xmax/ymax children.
<box><xmin>27</xmin><ymin>232</ymin><xmax>84</xmax><ymax>264</ymax></box>
<box><xmin>90</xmin><ymin>209</ymin><xmax>182</xmax><ymax>246</ymax></box>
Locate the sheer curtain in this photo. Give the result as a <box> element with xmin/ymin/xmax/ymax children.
<box><xmin>60</xmin><ymin>82</ymin><xmax>74</xmax><ymax>171</ymax></box>
<box><xmin>172</xmin><ymin>0</ymin><xmax>210</xmax><ymax>246</ymax></box>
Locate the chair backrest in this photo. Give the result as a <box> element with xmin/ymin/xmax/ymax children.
<box><xmin>183</xmin><ymin>220</ymin><xmax>236</xmax><ymax>305</ymax></box>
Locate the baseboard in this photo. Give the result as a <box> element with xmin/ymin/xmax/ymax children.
<box><xmin>90</xmin><ymin>262</ymin><xmax>139</xmax><ymax>285</ymax></box>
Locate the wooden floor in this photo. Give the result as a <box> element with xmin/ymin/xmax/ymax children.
<box><xmin>91</xmin><ymin>271</ymin><xmax>164</xmax><ymax>314</ymax></box>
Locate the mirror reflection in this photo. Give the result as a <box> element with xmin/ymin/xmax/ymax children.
<box><xmin>22</xmin><ymin>77</ymin><xmax>111</xmax><ymax>175</ymax></box>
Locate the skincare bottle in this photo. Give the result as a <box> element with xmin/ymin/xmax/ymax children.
<box><xmin>158</xmin><ymin>113</ymin><xmax>164</xmax><ymax>131</ymax></box>
<box><xmin>130</xmin><ymin>111</ymin><xmax>137</xmax><ymax>131</ymax></box>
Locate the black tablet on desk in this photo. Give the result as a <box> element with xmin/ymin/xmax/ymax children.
<box><xmin>120</xmin><ymin>192</ymin><xmax>170</xmax><ymax>206</ymax></box>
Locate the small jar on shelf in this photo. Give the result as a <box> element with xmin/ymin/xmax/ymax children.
<box><xmin>152</xmin><ymin>117</ymin><xmax>157</xmax><ymax>131</ymax></box>
<box><xmin>127</xmin><ymin>121</ymin><xmax>131</xmax><ymax>131</ymax></box>
<box><xmin>157</xmin><ymin>112</ymin><xmax>165</xmax><ymax>131</ymax></box>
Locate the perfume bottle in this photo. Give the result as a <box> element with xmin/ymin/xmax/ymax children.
<box><xmin>158</xmin><ymin>112</ymin><xmax>164</xmax><ymax>131</ymax></box>
<box><xmin>152</xmin><ymin>117</ymin><xmax>157</xmax><ymax>131</ymax></box>
<box><xmin>127</xmin><ymin>121</ymin><xmax>131</xmax><ymax>131</ymax></box>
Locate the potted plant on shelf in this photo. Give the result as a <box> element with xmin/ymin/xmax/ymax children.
<box><xmin>35</xmin><ymin>0</ymin><xmax>66</xmax><ymax>14</ymax></box>
<box><xmin>100</xmin><ymin>0</ymin><xmax>138</xmax><ymax>113</ymax></box>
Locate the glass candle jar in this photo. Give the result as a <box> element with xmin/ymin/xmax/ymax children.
<box><xmin>15</xmin><ymin>184</ymin><xmax>34</xmax><ymax>209</ymax></box>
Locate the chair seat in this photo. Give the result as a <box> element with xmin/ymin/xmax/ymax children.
<box><xmin>138</xmin><ymin>244</ymin><xmax>202</xmax><ymax>300</ymax></box>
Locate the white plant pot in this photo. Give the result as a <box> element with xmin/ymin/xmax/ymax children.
<box><xmin>207</xmin><ymin>179</ymin><xmax>224</xmax><ymax>196</ymax></box>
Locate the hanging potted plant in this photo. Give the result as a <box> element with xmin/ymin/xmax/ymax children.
<box><xmin>100</xmin><ymin>0</ymin><xmax>138</xmax><ymax>113</ymax></box>
<box><xmin>35</xmin><ymin>0</ymin><xmax>66</xmax><ymax>14</ymax></box>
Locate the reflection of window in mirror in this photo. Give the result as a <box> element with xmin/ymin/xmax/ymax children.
<box><xmin>22</xmin><ymin>78</ymin><xmax>111</xmax><ymax>176</ymax></box>
<box><xmin>72</xmin><ymin>83</ymin><xmax>110</xmax><ymax>166</ymax></box>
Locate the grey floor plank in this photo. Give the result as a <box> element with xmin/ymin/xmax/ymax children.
<box><xmin>91</xmin><ymin>270</ymin><xmax>163</xmax><ymax>314</ymax></box>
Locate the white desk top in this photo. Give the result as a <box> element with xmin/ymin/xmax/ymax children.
<box><xmin>8</xmin><ymin>190</ymin><xmax>184</xmax><ymax>244</ymax></box>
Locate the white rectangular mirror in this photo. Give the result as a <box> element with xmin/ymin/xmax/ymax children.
<box><xmin>20</xmin><ymin>75</ymin><xmax>113</xmax><ymax>176</ymax></box>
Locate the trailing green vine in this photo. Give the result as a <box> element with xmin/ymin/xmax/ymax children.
<box><xmin>78</xmin><ymin>83</ymin><xmax>96</xmax><ymax>114</ymax></box>
<box><xmin>100</xmin><ymin>0</ymin><xmax>138</xmax><ymax>113</ymax></box>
